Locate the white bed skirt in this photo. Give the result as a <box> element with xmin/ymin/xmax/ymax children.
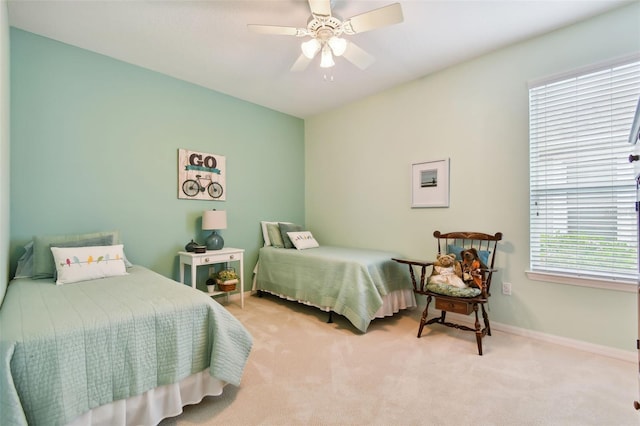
<box><xmin>67</xmin><ymin>369</ymin><xmax>226</xmax><ymax>426</ymax></box>
<box><xmin>258</xmin><ymin>288</ymin><xmax>416</xmax><ymax>319</ymax></box>
<box><xmin>373</xmin><ymin>288</ymin><xmax>416</xmax><ymax>318</ymax></box>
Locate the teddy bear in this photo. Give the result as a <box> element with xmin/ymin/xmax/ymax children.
<box><xmin>460</xmin><ymin>248</ymin><xmax>487</xmax><ymax>290</ymax></box>
<box><xmin>428</xmin><ymin>253</ymin><xmax>466</xmax><ymax>288</ymax></box>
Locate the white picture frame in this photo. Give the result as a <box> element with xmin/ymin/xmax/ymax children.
<box><xmin>411</xmin><ymin>159</ymin><xmax>450</xmax><ymax>208</ymax></box>
<box><xmin>178</xmin><ymin>148</ymin><xmax>226</xmax><ymax>201</ymax></box>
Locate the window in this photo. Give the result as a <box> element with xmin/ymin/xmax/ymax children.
<box><xmin>529</xmin><ymin>59</ymin><xmax>640</xmax><ymax>284</ymax></box>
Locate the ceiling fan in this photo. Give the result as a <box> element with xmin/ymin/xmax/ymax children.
<box><xmin>247</xmin><ymin>0</ymin><xmax>403</xmax><ymax>71</ymax></box>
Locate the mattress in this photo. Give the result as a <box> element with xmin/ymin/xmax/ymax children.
<box><xmin>0</xmin><ymin>266</ymin><xmax>253</xmax><ymax>426</ymax></box>
<box><xmin>255</xmin><ymin>246</ymin><xmax>416</xmax><ymax>332</ymax></box>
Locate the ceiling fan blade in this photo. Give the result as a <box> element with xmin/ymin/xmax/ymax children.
<box><xmin>247</xmin><ymin>24</ymin><xmax>301</xmax><ymax>36</ymax></box>
<box><xmin>308</xmin><ymin>0</ymin><xmax>331</xmax><ymax>17</ymax></box>
<box><xmin>291</xmin><ymin>54</ymin><xmax>313</xmax><ymax>72</ymax></box>
<box><xmin>344</xmin><ymin>3</ymin><xmax>403</xmax><ymax>34</ymax></box>
<box><xmin>342</xmin><ymin>41</ymin><xmax>375</xmax><ymax>70</ymax></box>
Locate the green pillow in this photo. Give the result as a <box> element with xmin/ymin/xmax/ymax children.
<box><xmin>426</xmin><ymin>282</ymin><xmax>481</xmax><ymax>298</ymax></box>
<box><xmin>266</xmin><ymin>223</ymin><xmax>285</xmax><ymax>248</ymax></box>
<box><xmin>278</xmin><ymin>223</ymin><xmax>303</xmax><ymax>249</ymax></box>
<box><xmin>32</xmin><ymin>231</ymin><xmax>120</xmax><ymax>279</ymax></box>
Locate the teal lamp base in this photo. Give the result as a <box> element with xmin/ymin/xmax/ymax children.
<box><xmin>206</xmin><ymin>231</ymin><xmax>224</xmax><ymax>250</ymax></box>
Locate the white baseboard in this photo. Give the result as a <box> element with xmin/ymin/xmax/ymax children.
<box><xmin>208</xmin><ymin>289</ymin><xmax>243</xmax><ymax>304</ymax></box>
<box><xmin>431</xmin><ymin>309</ymin><xmax>636</xmax><ymax>363</ymax></box>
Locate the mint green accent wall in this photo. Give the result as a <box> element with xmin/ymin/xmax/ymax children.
<box><xmin>10</xmin><ymin>29</ymin><xmax>304</xmax><ymax>288</ymax></box>
<box><xmin>0</xmin><ymin>1</ymin><xmax>9</xmax><ymax>305</ymax></box>
<box><xmin>305</xmin><ymin>3</ymin><xmax>640</xmax><ymax>351</ymax></box>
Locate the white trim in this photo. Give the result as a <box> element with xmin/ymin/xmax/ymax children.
<box><xmin>528</xmin><ymin>51</ymin><xmax>640</xmax><ymax>88</ymax></box>
<box><xmin>430</xmin><ymin>310</ymin><xmax>635</xmax><ymax>363</ymax></box>
<box><xmin>526</xmin><ymin>270</ymin><xmax>636</xmax><ymax>293</ymax></box>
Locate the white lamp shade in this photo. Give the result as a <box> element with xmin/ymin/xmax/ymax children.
<box><xmin>301</xmin><ymin>38</ymin><xmax>321</xmax><ymax>59</ymax></box>
<box><xmin>328</xmin><ymin>37</ymin><xmax>347</xmax><ymax>57</ymax></box>
<box><xmin>202</xmin><ymin>210</ymin><xmax>227</xmax><ymax>230</ymax></box>
<box><xmin>320</xmin><ymin>45</ymin><xmax>335</xmax><ymax>68</ymax></box>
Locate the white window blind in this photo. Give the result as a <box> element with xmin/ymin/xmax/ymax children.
<box><xmin>529</xmin><ymin>60</ymin><xmax>640</xmax><ymax>282</ymax></box>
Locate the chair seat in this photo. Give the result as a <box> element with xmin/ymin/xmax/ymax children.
<box><xmin>426</xmin><ymin>282</ymin><xmax>481</xmax><ymax>298</ymax></box>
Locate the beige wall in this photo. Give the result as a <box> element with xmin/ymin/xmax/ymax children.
<box><xmin>305</xmin><ymin>3</ymin><xmax>640</xmax><ymax>352</ymax></box>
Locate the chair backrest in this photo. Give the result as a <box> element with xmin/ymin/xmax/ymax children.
<box><xmin>434</xmin><ymin>231</ymin><xmax>503</xmax><ymax>296</ymax></box>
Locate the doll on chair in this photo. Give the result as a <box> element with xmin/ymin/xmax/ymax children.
<box><xmin>461</xmin><ymin>248</ymin><xmax>487</xmax><ymax>290</ymax></box>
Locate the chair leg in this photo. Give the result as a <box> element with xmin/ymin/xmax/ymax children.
<box><xmin>473</xmin><ymin>304</ymin><xmax>483</xmax><ymax>356</ymax></box>
<box><xmin>418</xmin><ymin>295</ymin><xmax>432</xmax><ymax>338</ymax></box>
<box><xmin>481</xmin><ymin>304</ymin><xmax>491</xmax><ymax>336</ymax></box>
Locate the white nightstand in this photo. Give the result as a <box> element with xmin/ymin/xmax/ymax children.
<box><xmin>178</xmin><ymin>247</ymin><xmax>244</xmax><ymax>308</ymax></box>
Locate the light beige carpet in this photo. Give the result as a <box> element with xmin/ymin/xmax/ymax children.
<box><xmin>160</xmin><ymin>293</ymin><xmax>639</xmax><ymax>425</ymax></box>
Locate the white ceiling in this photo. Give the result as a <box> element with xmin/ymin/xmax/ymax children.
<box><xmin>7</xmin><ymin>0</ymin><xmax>633</xmax><ymax>118</ymax></box>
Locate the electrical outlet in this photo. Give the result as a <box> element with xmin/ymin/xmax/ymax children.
<box><xmin>502</xmin><ymin>282</ymin><xmax>512</xmax><ymax>296</ymax></box>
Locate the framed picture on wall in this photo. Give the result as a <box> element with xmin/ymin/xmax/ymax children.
<box><xmin>178</xmin><ymin>149</ymin><xmax>226</xmax><ymax>201</ymax></box>
<box><xmin>411</xmin><ymin>159</ymin><xmax>449</xmax><ymax>208</ymax></box>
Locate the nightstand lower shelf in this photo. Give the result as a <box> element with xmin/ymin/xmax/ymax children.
<box><xmin>178</xmin><ymin>247</ymin><xmax>244</xmax><ymax>308</ymax></box>
<box><xmin>206</xmin><ymin>290</ymin><xmax>236</xmax><ymax>304</ymax></box>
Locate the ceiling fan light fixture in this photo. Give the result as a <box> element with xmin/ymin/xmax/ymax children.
<box><xmin>328</xmin><ymin>36</ymin><xmax>347</xmax><ymax>57</ymax></box>
<box><xmin>301</xmin><ymin>38</ymin><xmax>321</xmax><ymax>59</ymax></box>
<box><xmin>320</xmin><ymin>44</ymin><xmax>335</xmax><ymax>68</ymax></box>
<box><xmin>249</xmin><ymin>1</ymin><xmax>404</xmax><ymax>72</ymax></box>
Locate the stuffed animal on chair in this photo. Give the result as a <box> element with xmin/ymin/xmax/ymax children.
<box><xmin>428</xmin><ymin>253</ymin><xmax>466</xmax><ymax>288</ymax></box>
<box><xmin>461</xmin><ymin>248</ymin><xmax>487</xmax><ymax>290</ymax></box>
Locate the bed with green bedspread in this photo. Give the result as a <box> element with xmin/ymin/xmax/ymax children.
<box><xmin>0</xmin><ymin>266</ymin><xmax>253</xmax><ymax>426</ymax></box>
<box><xmin>255</xmin><ymin>246</ymin><xmax>415</xmax><ymax>333</ymax></box>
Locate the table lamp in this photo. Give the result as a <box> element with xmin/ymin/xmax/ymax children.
<box><xmin>202</xmin><ymin>209</ymin><xmax>227</xmax><ymax>250</ymax></box>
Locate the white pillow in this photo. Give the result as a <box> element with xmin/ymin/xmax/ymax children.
<box><xmin>51</xmin><ymin>244</ymin><xmax>128</xmax><ymax>285</ymax></box>
<box><xmin>260</xmin><ymin>221</ymin><xmax>291</xmax><ymax>247</ymax></box>
<box><xmin>287</xmin><ymin>231</ymin><xmax>319</xmax><ymax>250</ymax></box>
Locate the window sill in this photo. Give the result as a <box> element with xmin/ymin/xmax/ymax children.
<box><xmin>525</xmin><ymin>270</ymin><xmax>637</xmax><ymax>293</ymax></box>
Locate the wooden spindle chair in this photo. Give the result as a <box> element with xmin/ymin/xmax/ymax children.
<box><xmin>394</xmin><ymin>231</ymin><xmax>502</xmax><ymax>355</ymax></box>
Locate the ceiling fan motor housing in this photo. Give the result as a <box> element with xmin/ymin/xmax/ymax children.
<box><xmin>307</xmin><ymin>15</ymin><xmax>344</xmax><ymax>39</ymax></box>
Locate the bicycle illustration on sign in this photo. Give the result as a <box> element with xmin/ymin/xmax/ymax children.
<box><xmin>178</xmin><ymin>149</ymin><xmax>226</xmax><ymax>201</ymax></box>
<box><xmin>182</xmin><ymin>174</ymin><xmax>223</xmax><ymax>199</ymax></box>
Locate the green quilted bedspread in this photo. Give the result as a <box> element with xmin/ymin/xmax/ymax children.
<box><xmin>0</xmin><ymin>266</ymin><xmax>253</xmax><ymax>426</ymax></box>
<box><xmin>255</xmin><ymin>246</ymin><xmax>412</xmax><ymax>332</ymax></box>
